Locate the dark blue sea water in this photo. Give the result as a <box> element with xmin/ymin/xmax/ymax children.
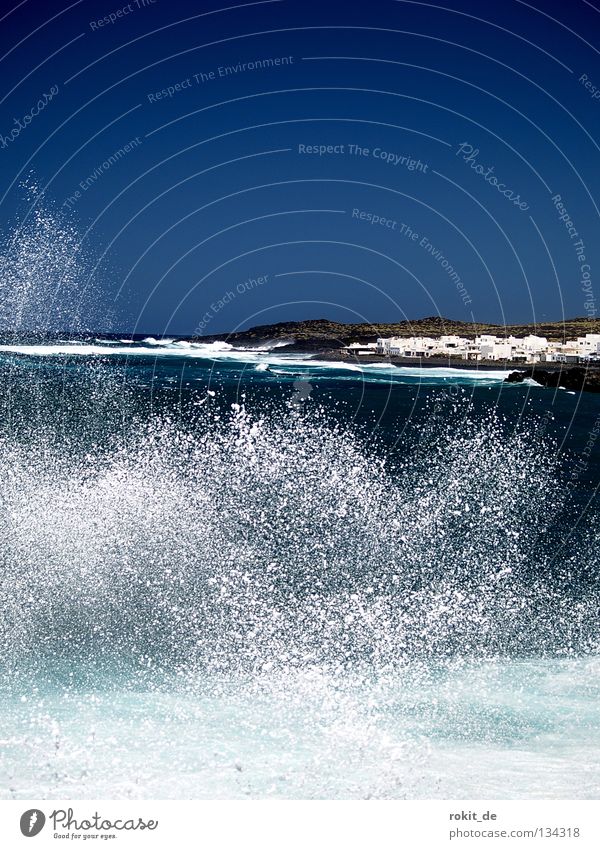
<box><xmin>0</xmin><ymin>339</ymin><xmax>599</xmax><ymax>799</ymax></box>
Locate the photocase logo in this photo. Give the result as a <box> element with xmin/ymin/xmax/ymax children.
<box><xmin>19</xmin><ymin>809</ymin><xmax>46</xmax><ymax>837</ymax></box>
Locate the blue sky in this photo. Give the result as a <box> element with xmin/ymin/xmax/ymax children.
<box><xmin>1</xmin><ymin>0</ymin><xmax>599</xmax><ymax>334</ymax></box>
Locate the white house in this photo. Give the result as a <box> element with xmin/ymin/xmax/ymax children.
<box><xmin>389</xmin><ymin>337</ymin><xmax>439</xmax><ymax>357</ymax></box>
<box><xmin>344</xmin><ymin>342</ymin><xmax>378</xmax><ymax>355</ymax></box>
<box><xmin>374</xmin><ymin>331</ymin><xmax>599</xmax><ymax>364</ymax></box>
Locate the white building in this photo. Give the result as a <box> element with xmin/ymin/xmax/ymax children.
<box><xmin>576</xmin><ymin>334</ymin><xmax>600</xmax><ymax>357</ymax></box>
<box><xmin>344</xmin><ymin>342</ymin><xmax>378</xmax><ymax>355</ymax></box>
<box><xmin>374</xmin><ymin>331</ymin><xmax>600</xmax><ymax>364</ymax></box>
<box><xmin>389</xmin><ymin>337</ymin><xmax>439</xmax><ymax>357</ymax></box>
<box><xmin>376</xmin><ymin>337</ymin><xmax>395</xmax><ymax>355</ymax></box>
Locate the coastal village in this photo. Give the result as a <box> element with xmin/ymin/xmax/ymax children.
<box><xmin>346</xmin><ymin>332</ymin><xmax>600</xmax><ymax>365</ymax></box>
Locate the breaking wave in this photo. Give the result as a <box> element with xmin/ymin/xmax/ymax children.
<box><xmin>1</xmin><ymin>398</ymin><xmax>597</xmax><ymax>689</ymax></box>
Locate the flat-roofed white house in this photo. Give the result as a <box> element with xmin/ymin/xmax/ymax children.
<box><xmin>463</xmin><ymin>340</ymin><xmax>483</xmax><ymax>360</ymax></box>
<box><xmin>376</xmin><ymin>337</ymin><xmax>395</xmax><ymax>354</ymax></box>
<box><xmin>576</xmin><ymin>334</ymin><xmax>600</xmax><ymax>357</ymax></box>
<box><xmin>478</xmin><ymin>341</ymin><xmax>513</xmax><ymax>361</ymax></box>
<box><xmin>389</xmin><ymin>337</ymin><xmax>439</xmax><ymax>357</ymax></box>
<box><xmin>344</xmin><ymin>342</ymin><xmax>378</xmax><ymax>355</ymax></box>
<box><xmin>522</xmin><ymin>335</ymin><xmax>548</xmax><ymax>351</ymax></box>
<box><xmin>438</xmin><ymin>335</ymin><xmax>469</xmax><ymax>355</ymax></box>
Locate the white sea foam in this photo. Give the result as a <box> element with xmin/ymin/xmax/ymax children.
<box><xmin>261</xmin><ymin>338</ymin><xmax>294</xmax><ymax>349</ymax></box>
<box><xmin>2</xmin><ymin>657</ymin><xmax>598</xmax><ymax>799</ymax></box>
<box><xmin>0</xmin><ymin>401</ymin><xmax>597</xmax><ymax>799</ymax></box>
<box><xmin>141</xmin><ymin>336</ymin><xmax>176</xmax><ymax>346</ymax></box>
<box><xmin>0</xmin><ymin>343</ymin><xmax>513</xmax><ymax>385</ymax></box>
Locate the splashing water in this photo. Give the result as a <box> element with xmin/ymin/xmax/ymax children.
<box><xmin>0</xmin><ymin>392</ymin><xmax>598</xmax><ymax>798</ymax></box>
<box><xmin>0</xmin><ymin>184</ymin><xmax>104</xmax><ymax>334</ymax></box>
<box><xmin>0</xmin><ymin>401</ymin><xmax>595</xmax><ymax>677</ymax></box>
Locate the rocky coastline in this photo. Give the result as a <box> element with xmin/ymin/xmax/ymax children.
<box><xmin>189</xmin><ymin>316</ymin><xmax>600</xmax><ymax>393</ymax></box>
<box><xmin>311</xmin><ymin>349</ymin><xmax>510</xmax><ymax>370</ymax></box>
<box><xmin>311</xmin><ymin>350</ymin><xmax>600</xmax><ymax>392</ymax></box>
<box><xmin>505</xmin><ymin>366</ymin><xmax>600</xmax><ymax>393</ymax></box>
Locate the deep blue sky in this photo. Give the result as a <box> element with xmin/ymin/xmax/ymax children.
<box><xmin>1</xmin><ymin>0</ymin><xmax>599</xmax><ymax>334</ymax></box>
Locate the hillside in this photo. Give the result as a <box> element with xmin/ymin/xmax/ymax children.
<box><xmin>196</xmin><ymin>316</ymin><xmax>600</xmax><ymax>347</ymax></box>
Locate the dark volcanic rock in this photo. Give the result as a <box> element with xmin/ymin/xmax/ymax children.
<box><xmin>277</xmin><ymin>337</ymin><xmax>345</xmax><ymax>353</ymax></box>
<box><xmin>504</xmin><ymin>366</ymin><xmax>600</xmax><ymax>393</ymax></box>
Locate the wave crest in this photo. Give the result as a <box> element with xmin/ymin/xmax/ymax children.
<box><xmin>0</xmin><ymin>400</ymin><xmax>597</xmax><ymax>685</ymax></box>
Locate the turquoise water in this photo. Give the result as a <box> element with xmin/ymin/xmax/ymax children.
<box><xmin>2</xmin><ymin>659</ymin><xmax>599</xmax><ymax>799</ymax></box>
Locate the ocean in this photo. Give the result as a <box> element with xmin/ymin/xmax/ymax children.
<box><xmin>0</xmin><ymin>338</ymin><xmax>599</xmax><ymax>799</ymax></box>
